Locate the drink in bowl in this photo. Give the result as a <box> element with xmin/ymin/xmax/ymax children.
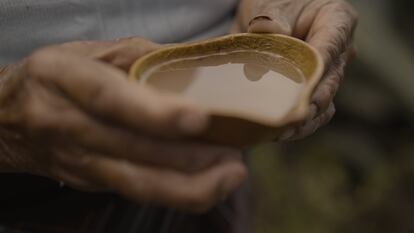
<box><xmin>129</xmin><ymin>33</ymin><xmax>323</xmax><ymax>148</ymax></box>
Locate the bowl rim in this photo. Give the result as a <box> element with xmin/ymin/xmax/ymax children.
<box><xmin>129</xmin><ymin>33</ymin><xmax>324</xmax><ymax>128</ymax></box>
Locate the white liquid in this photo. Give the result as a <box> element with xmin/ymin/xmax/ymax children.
<box><xmin>142</xmin><ymin>51</ymin><xmax>306</xmax><ymax>121</ymax></box>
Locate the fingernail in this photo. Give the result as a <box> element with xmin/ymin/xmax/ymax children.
<box><xmin>178</xmin><ymin>111</ymin><xmax>209</xmax><ymax>135</ymax></box>
<box><xmin>248</xmin><ymin>15</ymin><xmax>291</xmax><ymax>35</ymax></box>
<box><xmin>248</xmin><ymin>15</ymin><xmax>273</xmax><ymax>27</ymax></box>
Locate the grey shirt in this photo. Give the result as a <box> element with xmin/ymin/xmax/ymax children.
<box><xmin>0</xmin><ymin>0</ymin><xmax>238</xmax><ymax>65</ymax></box>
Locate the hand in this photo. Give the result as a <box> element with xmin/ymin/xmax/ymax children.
<box><xmin>232</xmin><ymin>0</ymin><xmax>358</xmax><ymax>140</ymax></box>
<box><xmin>0</xmin><ymin>37</ymin><xmax>246</xmax><ymax>212</ymax></box>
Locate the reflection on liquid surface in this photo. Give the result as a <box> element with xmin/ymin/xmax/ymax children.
<box><xmin>143</xmin><ymin>51</ymin><xmax>306</xmax><ymax>121</ymax></box>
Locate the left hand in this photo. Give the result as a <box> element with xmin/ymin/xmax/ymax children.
<box><xmin>232</xmin><ymin>0</ymin><xmax>358</xmax><ymax>140</ymax></box>
<box><xmin>0</xmin><ymin>37</ymin><xmax>246</xmax><ymax>212</ymax></box>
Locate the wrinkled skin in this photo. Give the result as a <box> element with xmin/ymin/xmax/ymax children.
<box><xmin>232</xmin><ymin>0</ymin><xmax>358</xmax><ymax>140</ymax></box>
<box><xmin>0</xmin><ymin>38</ymin><xmax>247</xmax><ymax>213</ymax></box>
<box><xmin>0</xmin><ymin>0</ymin><xmax>357</xmax><ymax>214</ymax></box>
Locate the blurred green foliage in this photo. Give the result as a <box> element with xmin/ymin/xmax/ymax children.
<box><xmin>249</xmin><ymin>0</ymin><xmax>414</xmax><ymax>232</ymax></box>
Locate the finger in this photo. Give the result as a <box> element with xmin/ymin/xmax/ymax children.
<box><xmin>277</xmin><ymin>49</ymin><xmax>348</xmax><ymax>142</ymax></box>
<box><xmin>56</xmin><ymin>37</ymin><xmax>161</xmax><ymax>71</ymax></box>
<box><xmin>310</xmin><ymin>49</ymin><xmax>347</xmax><ymax>118</ymax></box>
<box><xmin>96</xmin><ymin>157</ymin><xmax>246</xmax><ymax>213</ymax></box>
<box><xmin>298</xmin><ymin>0</ymin><xmax>358</xmax><ymax>67</ymax></box>
<box><xmin>230</xmin><ymin>18</ymin><xmax>243</xmax><ymax>34</ymax></box>
<box><xmin>294</xmin><ymin>102</ymin><xmax>336</xmax><ymax>140</ymax></box>
<box><xmin>282</xmin><ymin>101</ymin><xmax>335</xmax><ymax>141</ymax></box>
<box><xmin>26</xmin><ymin>95</ymin><xmax>240</xmax><ymax>172</ymax></box>
<box><xmin>278</xmin><ymin>49</ymin><xmax>347</xmax><ymax>142</ymax></box>
<box><xmin>242</xmin><ymin>0</ymin><xmax>307</xmax><ymax>35</ymax></box>
<box><xmin>56</xmin><ymin>151</ymin><xmax>247</xmax><ymax>213</ymax></box>
<box><xmin>26</xmin><ymin>49</ymin><xmax>209</xmax><ymax>137</ymax></box>
<box><xmin>49</xmin><ymin>147</ymin><xmax>110</xmax><ymax>191</ymax></box>
<box><xmin>51</xmin><ymin>165</ymin><xmax>109</xmax><ymax>192</ymax></box>
<box><xmin>94</xmin><ymin>37</ymin><xmax>161</xmax><ymax>71</ymax></box>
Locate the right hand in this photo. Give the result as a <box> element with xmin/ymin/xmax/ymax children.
<box><xmin>0</xmin><ymin>37</ymin><xmax>246</xmax><ymax>213</ymax></box>
<box><xmin>232</xmin><ymin>0</ymin><xmax>357</xmax><ymax>141</ymax></box>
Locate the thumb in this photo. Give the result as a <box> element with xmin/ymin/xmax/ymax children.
<box><xmin>244</xmin><ymin>0</ymin><xmax>303</xmax><ymax>35</ymax></box>
<box><xmin>248</xmin><ymin>15</ymin><xmax>291</xmax><ymax>35</ymax></box>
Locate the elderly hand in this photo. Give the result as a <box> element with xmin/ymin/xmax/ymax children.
<box><xmin>232</xmin><ymin>0</ymin><xmax>358</xmax><ymax>140</ymax></box>
<box><xmin>0</xmin><ymin>37</ymin><xmax>246</xmax><ymax>213</ymax></box>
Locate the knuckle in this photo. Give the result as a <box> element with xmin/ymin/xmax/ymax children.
<box><xmin>313</xmin><ymin>91</ymin><xmax>331</xmax><ymax>111</ymax></box>
<box><xmin>23</xmin><ymin>100</ymin><xmax>53</xmax><ymax>130</ymax></box>
<box><xmin>325</xmin><ymin>76</ymin><xmax>339</xmax><ymax>95</ymax></box>
<box><xmin>86</xmin><ymin>83</ymin><xmax>118</xmax><ymax>114</ymax></box>
<box><xmin>88</xmin><ymin>81</ymin><xmax>106</xmax><ymax>104</ymax></box>
<box><xmin>328</xmin><ymin>103</ymin><xmax>336</xmax><ymax>118</ymax></box>
<box><xmin>334</xmin><ymin>66</ymin><xmax>345</xmax><ymax>82</ymax></box>
<box><xmin>335</xmin><ymin>1</ymin><xmax>359</xmax><ymax>35</ymax></box>
<box><xmin>320</xmin><ymin>103</ymin><xmax>336</xmax><ymax>126</ymax></box>
<box><xmin>338</xmin><ymin>0</ymin><xmax>359</xmax><ymax>22</ymax></box>
<box><xmin>149</xmin><ymin>104</ymin><xmax>179</xmax><ymax>125</ymax></box>
<box><xmin>106</xmin><ymin>37</ymin><xmax>159</xmax><ymax>69</ymax></box>
<box><xmin>317</xmin><ymin>2</ymin><xmax>358</xmax><ymax>61</ymax></box>
<box><xmin>25</xmin><ymin>48</ymin><xmax>58</xmax><ymax>78</ymax></box>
